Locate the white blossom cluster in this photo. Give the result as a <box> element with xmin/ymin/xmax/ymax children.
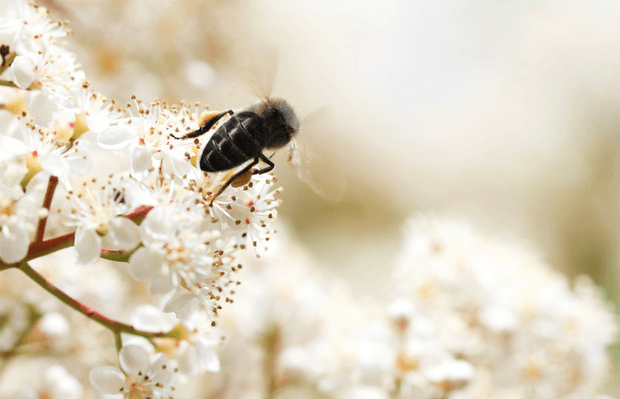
<box><xmin>1</xmin><ymin>1</ymin><xmax>619</xmax><ymax>399</ymax></box>
<box><xmin>0</xmin><ymin>1</ymin><xmax>280</xmax><ymax>398</ymax></box>
<box><xmin>213</xmin><ymin>220</ymin><xmax>619</xmax><ymax>399</ymax></box>
<box><xmin>392</xmin><ymin>217</ymin><xmax>619</xmax><ymax>399</ymax></box>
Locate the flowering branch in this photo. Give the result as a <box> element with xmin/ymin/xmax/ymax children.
<box><xmin>22</xmin><ymin>205</ymin><xmax>153</xmax><ymax>262</ymax></box>
<box><xmin>17</xmin><ymin>261</ymin><xmax>176</xmax><ymax>340</ymax></box>
<box><xmin>0</xmin><ymin>3</ymin><xmax>282</xmax><ymax>394</ymax></box>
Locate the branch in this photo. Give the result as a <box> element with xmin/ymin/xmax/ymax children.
<box><xmin>17</xmin><ymin>262</ymin><xmax>175</xmax><ymax>340</ymax></box>
<box><xmin>24</xmin><ymin>205</ymin><xmax>153</xmax><ymax>262</ymax></box>
<box><xmin>25</xmin><ymin>232</ymin><xmax>75</xmax><ymax>261</ymax></box>
<box><xmin>35</xmin><ymin>175</ymin><xmax>59</xmax><ymax>242</ymax></box>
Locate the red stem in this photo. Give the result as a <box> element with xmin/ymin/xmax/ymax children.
<box><xmin>125</xmin><ymin>205</ymin><xmax>153</xmax><ymax>223</ymax></box>
<box><xmin>18</xmin><ymin>261</ymin><xmax>173</xmax><ymax>339</ymax></box>
<box><xmin>26</xmin><ymin>232</ymin><xmax>75</xmax><ymax>261</ymax></box>
<box><xmin>24</xmin><ymin>205</ymin><xmax>153</xmax><ymax>262</ymax></box>
<box><xmin>1</xmin><ymin>204</ymin><xmax>164</xmax><ymax>341</ymax></box>
<box><xmin>35</xmin><ymin>175</ymin><xmax>59</xmax><ymax>242</ymax></box>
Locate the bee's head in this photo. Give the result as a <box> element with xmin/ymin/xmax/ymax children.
<box><xmin>248</xmin><ymin>98</ymin><xmax>300</xmax><ymax>149</ymax></box>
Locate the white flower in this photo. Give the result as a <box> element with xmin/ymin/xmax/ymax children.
<box><xmin>220</xmin><ymin>234</ymin><xmax>403</xmax><ymax>398</ymax></box>
<box><xmin>131</xmin><ymin>304</ymin><xmax>221</xmax><ymax>375</ymax></box>
<box><xmin>0</xmin><ymin>1</ymin><xmax>68</xmax><ymax>44</ymax></box>
<box><xmin>70</xmin><ymin>90</ymin><xmax>128</xmax><ymax>136</ymax></box>
<box><xmin>175</xmin><ymin>316</ymin><xmax>221</xmax><ymax>374</ymax></box>
<box><xmin>3</xmin><ymin>3</ymin><xmax>85</xmax><ymax>108</ymax></box>
<box><xmin>89</xmin><ymin>344</ymin><xmax>177</xmax><ymax>399</ymax></box>
<box><xmin>392</xmin><ymin>216</ymin><xmax>620</xmax><ymax>398</ymax></box>
<box><xmin>96</xmin><ymin>99</ymin><xmax>199</xmax><ymax>181</ymax></box>
<box><xmin>130</xmin><ymin>304</ymin><xmax>178</xmax><ymax>333</ymax></box>
<box><xmin>61</xmin><ymin>174</ymin><xmax>141</xmax><ymax>266</ymax></box>
<box><xmin>0</xmin><ymin>164</ymin><xmax>47</xmax><ymax>264</ymax></box>
<box><xmin>14</xmin><ymin>365</ymin><xmax>83</xmax><ymax>399</ymax></box>
<box><xmin>0</xmin><ymin>296</ymin><xmax>30</xmax><ymax>351</ymax></box>
<box><xmin>40</xmin><ymin>365</ymin><xmax>83</xmax><ymax>399</ymax></box>
<box><xmin>36</xmin><ymin>311</ymin><xmax>71</xmax><ymax>351</ymax></box>
<box><xmin>208</xmin><ymin>172</ymin><xmax>281</xmax><ymax>253</ymax></box>
<box><xmin>424</xmin><ymin>359</ymin><xmax>474</xmax><ymax>391</ymax></box>
<box><xmin>7</xmin><ymin>55</ymin><xmax>36</xmax><ymax>89</ymax></box>
<box><xmin>3</xmin><ymin>114</ymin><xmax>92</xmax><ymax>190</ymax></box>
<box><xmin>128</xmin><ymin>201</ymin><xmax>235</xmax><ymax>318</ymax></box>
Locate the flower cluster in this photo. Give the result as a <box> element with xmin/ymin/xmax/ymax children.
<box><xmin>0</xmin><ymin>1</ymin><xmax>280</xmax><ymax>397</ymax></box>
<box><xmin>391</xmin><ymin>217</ymin><xmax>619</xmax><ymax>398</ymax></box>
<box><xmin>213</xmin><ymin>219</ymin><xmax>619</xmax><ymax>399</ymax></box>
<box><xmin>1</xmin><ymin>2</ymin><xmax>619</xmax><ymax>399</ymax></box>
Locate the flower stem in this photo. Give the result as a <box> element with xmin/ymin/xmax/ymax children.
<box><xmin>0</xmin><ymin>304</ymin><xmax>42</xmax><ymax>374</ymax></box>
<box><xmin>114</xmin><ymin>332</ymin><xmax>123</xmax><ymax>352</ymax></box>
<box><xmin>100</xmin><ymin>248</ymin><xmax>134</xmax><ymax>263</ymax></box>
<box><xmin>25</xmin><ymin>232</ymin><xmax>75</xmax><ymax>261</ymax></box>
<box><xmin>35</xmin><ymin>175</ymin><xmax>59</xmax><ymax>242</ymax></box>
<box><xmin>17</xmin><ymin>261</ymin><xmax>175</xmax><ymax>340</ymax></box>
<box><xmin>125</xmin><ymin>205</ymin><xmax>153</xmax><ymax>224</ymax></box>
<box><xmin>264</xmin><ymin>328</ymin><xmax>281</xmax><ymax>398</ymax></box>
<box><xmin>0</xmin><ymin>80</ymin><xmax>19</xmax><ymax>89</ymax></box>
<box><xmin>24</xmin><ymin>205</ymin><xmax>153</xmax><ymax>262</ymax></box>
<box><xmin>0</xmin><ymin>52</ymin><xmax>16</xmax><ymax>74</ymax></box>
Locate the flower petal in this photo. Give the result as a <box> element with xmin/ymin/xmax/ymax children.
<box><xmin>129</xmin><ymin>247</ymin><xmax>164</xmax><ymax>282</ymax></box>
<box><xmin>130</xmin><ymin>145</ymin><xmax>153</xmax><ymax>181</ymax></box>
<box><xmin>175</xmin><ymin>341</ymin><xmax>199</xmax><ymax>376</ymax></box>
<box><xmin>108</xmin><ymin>216</ymin><xmax>140</xmax><ymax>251</ymax></box>
<box><xmin>140</xmin><ymin>207</ymin><xmax>176</xmax><ymax>246</ymax></box>
<box><xmin>163</xmin><ymin>287</ymin><xmax>199</xmax><ymax>320</ymax></box>
<box><xmin>119</xmin><ymin>345</ymin><xmax>150</xmax><ymax>378</ymax></box>
<box><xmin>44</xmin><ymin>365</ymin><xmax>84</xmax><ymax>399</ymax></box>
<box><xmin>97</xmin><ymin>126</ymin><xmax>137</xmax><ymax>150</ymax></box>
<box><xmin>39</xmin><ymin>152</ymin><xmax>69</xmax><ymax>178</ymax></box>
<box><xmin>0</xmin><ymin>136</ymin><xmax>27</xmax><ymax>162</ymax></box>
<box><xmin>148</xmin><ymin>273</ymin><xmax>176</xmax><ymax>296</ymax></box>
<box><xmin>150</xmin><ymin>353</ymin><xmax>174</xmax><ymax>385</ymax></box>
<box><xmin>162</xmin><ymin>153</ymin><xmax>197</xmax><ymax>181</ymax></box>
<box><xmin>89</xmin><ymin>366</ymin><xmax>125</xmax><ymax>395</ymax></box>
<box><xmin>8</xmin><ymin>55</ymin><xmax>36</xmax><ymax>89</ymax></box>
<box><xmin>195</xmin><ymin>341</ymin><xmax>220</xmax><ymax>372</ymax></box>
<box><xmin>0</xmin><ymin>225</ymin><xmax>30</xmax><ymax>264</ymax></box>
<box><xmin>75</xmin><ymin>225</ymin><xmax>102</xmax><ymax>266</ymax></box>
<box><xmin>130</xmin><ymin>305</ymin><xmax>176</xmax><ymax>332</ymax></box>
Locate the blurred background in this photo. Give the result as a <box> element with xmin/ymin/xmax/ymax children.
<box><xmin>41</xmin><ymin>0</ymin><xmax>620</xmax><ymax>369</ymax></box>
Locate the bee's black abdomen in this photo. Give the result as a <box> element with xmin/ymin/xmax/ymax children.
<box><xmin>199</xmin><ymin>112</ymin><xmax>264</xmax><ymax>172</ymax></box>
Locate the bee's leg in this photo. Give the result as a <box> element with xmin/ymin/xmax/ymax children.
<box><xmin>172</xmin><ymin>110</ymin><xmax>233</xmax><ymax>139</ymax></box>
<box><xmin>253</xmin><ymin>153</ymin><xmax>275</xmax><ymax>174</ymax></box>
<box><xmin>209</xmin><ymin>157</ymin><xmax>259</xmax><ymax>207</ymax></box>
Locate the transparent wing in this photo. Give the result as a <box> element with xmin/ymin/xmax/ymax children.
<box><xmin>235</xmin><ymin>45</ymin><xmax>279</xmax><ymax>101</ymax></box>
<box><xmin>288</xmin><ymin>108</ymin><xmax>346</xmax><ymax>202</ymax></box>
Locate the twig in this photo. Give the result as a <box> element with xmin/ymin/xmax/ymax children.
<box><xmin>35</xmin><ymin>175</ymin><xmax>59</xmax><ymax>242</ymax></box>
<box><xmin>17</xmin><ymin>261</ymin><xmax>175</xmax><ymax>340</ymax></box>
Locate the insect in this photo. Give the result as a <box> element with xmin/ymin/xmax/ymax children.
<box><xmin>175</xmin><ymin>98</ymin><xmax>300</xmax><ymax>205</ymax></box>
<box><xmin>175</xmin><ymin>53</ymin><xmax>344</xmax><ymax>206</ymax></box>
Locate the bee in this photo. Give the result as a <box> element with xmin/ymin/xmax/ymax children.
<box><xmin>175</xmin><ymin>54</ymin><xmax>344</xmax><ymax>206</ymax></box>
<box><xmin>175</xmin><ymin>98</ymin><xmax>299</xmax><ymax>205</ymax></box>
